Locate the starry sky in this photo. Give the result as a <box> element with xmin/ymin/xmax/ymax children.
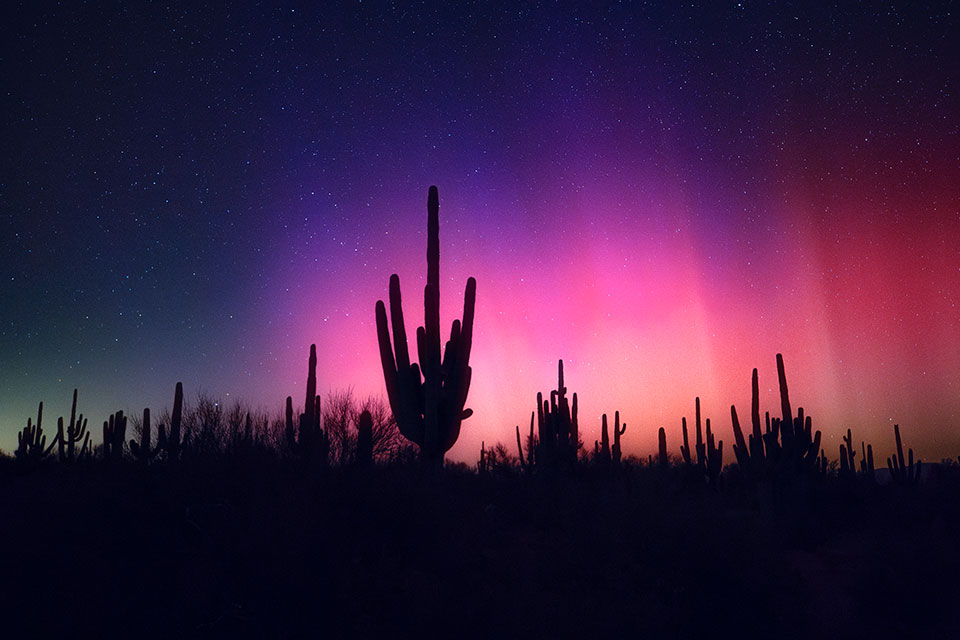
<box><xmin>1</xmin><ymin>2</ymin><xmax>958</xmax><ymax>463</ymax></box>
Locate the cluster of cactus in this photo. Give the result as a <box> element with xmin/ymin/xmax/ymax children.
<box><xmin>16</xmin><ymin>393</ymin><xmax>92</xmax><ymax>463</ymax></box>
<box><xmin>594</xmin><ymin>411</ymin><xmax>626</xmax><ymax>466</ymax></box>
<box><xmin>837</xmin><ymin>428</ymin><xmax>874</xmax><ymax>480</ymax></box>
<box><xmin>285</xmin><ymin>344</ymin><xmax>330</xmax><ymax>465</ymax></box>
<box><xmin>888</xmin><ymin>423</ymin><xmax>921</xmax><ymax>487</ymax></box>
<box><xmin>534</xmin><ymin>360</ymin><xmax>581</xmax><ymax>472</ymax></box>
<box><xmin>375</xmin><ymin>186</ymin><xmax>476</xmax><ymax>468</ymax></box>
<box><xmin>679</xmin><ymin>397</ymin><xmax>723</xmax><ymax>481</ymax></box>
<box><xmin>102</xmin><ymin>410</ymin><xmax>128</xmax><ymax>462</ymax></box>
<box><xmin>729</xmin><ymin>354</ymin><xmax>823</xmax><ymax>482</ymax></box>
<box><xmin>516</xmin><ymin>414</ymin><xmax>536</xmax><ymax>473</ymax></box>
<box><xmin>15</xmin><ymin>385</ymin><xmax>184</xmax><ymax>465</ymax></box>
<box><xmin>15</xmin><ymin>402</ymin><xmax>56</xmax><ymax>462</ymax></box>
<box><xmin>124</xmin><ymin>383</ymin><xmax>186</xmax><ymax>462</ymax></box>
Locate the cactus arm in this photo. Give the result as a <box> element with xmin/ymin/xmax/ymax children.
<box><xmin>375</xmin><ymin>299</ymin><xmax>400</xmax><ymax>411</ymax></box>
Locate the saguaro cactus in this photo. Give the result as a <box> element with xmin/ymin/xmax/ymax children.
<box><xmin>860</xmin><ymin>440</ymin><xmax>875</xmax><ymax>480</ymax></box>
<box><xmin>157</xmin><ymin>382</ymin><xmax>184</xmax><ymax>460</ymax></box>
<box><xmin>356</xmin><ymin>410</ymin><xmax>373</xmax><ymax>466</ymax></box>
<box><xmin>658</xmin><ymin>427</ymin><xmax>669</xmax><ymax>467</ymax></box>
<box><xmin>15</xmin><ymin>402</ymin><xmax>56</xmax><ymax>462</ymax></box>
<box><xmin>376</xmin><ymin>186</ymin><xmax>477</xmax><ymax>467</ymax></box>
<box><xmin>839</xmin><ymin>428</ymin><xmax>857</xmax><ymax>478</ymax></box>
<box><xmin>611</xmin><ymin>412</ymin><xmax>626</xmax><ymax>465</ymax></box>
<box><xmin>729</xmin><ymin>354</ymin><xmax>821</xmax><ymax>483</ymax></box>
<box><xmin>680</xmin><ymin>398</ymin><xmax>707</xmax><ymax>471</ymax></box>
<box><xmin>286</xmin><ymin>345</ymin><xmax>329</xmax><ymax>464</ymax></box>
<box><xmin>535</xmin><ymin>360</ymin><xmax>580</xmax><ymax>472</ymax></box>
<box><xmin>130</xmin><ymin>407</ymin><xmax>160</xmax><ymax>462</ymax></box>
<box><xmin>705</xmin><ymin>418</ymin><xmax>723</xmax><ymax>479</ymax></box>
<box><xmin>888</xmin><ymin>424</ymin><xmax>921</xmax><ymax>487</ymax></box>
<box><xmin>57</xmin><ymin>389</ymin><xmax>90</xmax><ymax>463</ymax></box>
<box><xmin>478</xmin><ymin>441</ymin><xmax>487</xmax><ymax>475</ymax></box>
<box><xmin>102</xmin><ymin>410</ymin><xmax>128</xmax><ymax>461</ymax></box>
<box><xmin>516</xmin><ymin>413</ymin><xmax>535</xmax><ymax>472</ymax></box>
<box><xmin>597</xmin><ymin>414</ymin><xmax>612</xmax><ymax>464</ymax></box>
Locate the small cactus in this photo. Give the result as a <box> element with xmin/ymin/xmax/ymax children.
<box><xmin>478</xmin><ymin>441</ymin><xmax>487</xmax><ymax>474</ymax></box>
<box><xmin>516</xmin><ymin>413</ymin><xmax>535</xmax><ymax>473</ymax></box>
<box><xmin>611</xmin><ymin>411</ymin><xmax>626</xmax><ymax>465</ymax></box>
<box><xmin>859</xmin><ymin>441</ymin><xmax>875</xmax><ymax>480</ymax></box>
<box><xmin>356</xmin><ymin>410</ymin><xmax>373</xmax><ymax>466</ymax></box>
<box><xmin>597</xmin><ymin>414</ymin><xmax>612</xmax><ymax>465</ymax></box>
<box><xmin>839</xmin><ymin>428</ymin><xmax>857</xmax><ymax>478</ymax></box>
<box><xmin>157</xmin><ymin>382</ymin><xmax>184</xmax><ymax>460</ymax></box>
<box><xmin>130</xmin><ymin>408</ymin><xmax>160</xmax><ymax>462</ymax></box>
<box><xmin>658</xmin><ymin>427</ymin><xmax>669</xmax><ymax>467</ymax></box>
<box><xmin>704</xmin><ymin>417</ymin><xmax>723</xmax><ymax>480</ymax></box>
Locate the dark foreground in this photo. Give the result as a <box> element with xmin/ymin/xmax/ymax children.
<box><xmin>2</xmin><ymin>459</ymin><xmax>959</xmax><ymax>638</ymax></box>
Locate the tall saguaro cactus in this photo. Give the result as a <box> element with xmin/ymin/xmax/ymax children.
<box><xmin>376</xmin><ymin>186</ymin><xmax>477</xmax><ymax>467</ymax></box>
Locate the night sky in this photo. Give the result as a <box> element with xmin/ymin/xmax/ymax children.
<box><xmin>2</xmin><ymin>2</ymin><xmax>958</xmax><ymax>463</ymax></box>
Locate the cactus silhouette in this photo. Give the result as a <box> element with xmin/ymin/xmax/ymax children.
<box><xmin>130</xmin><ymin>407</ymin><xmax>160</xmax><ymax>462</ymax></box>
<box><xmin>102</xmin><ymin>410</ymin><xmax>127</xmax><ymax>461</ymax></box>
<box><xmin>658</xmin><ymin>427</ymin><xmax>669</xmax><ymax>467</ymax></box>
<box><xmin>680</xmin><ymin>397</ymin><xmax>719</xmax><ymax>474</ymax></box>
<box><xmin>535</xmin><ymin>360</ymin><xmax>580</xmax><ymax>472</ymax></box>
<box><xmin>597</xmin><ymin>411</ymin><xmax>625</xmax><ymax>466</ymax></box>
<box><xmin>156</xmin><ymin>382</ymin><xmax>184</xmax><ymax>460</ymax></box>
<box><xmin>375</xmin><ymin>186</ymin><xmax>476</xmax><ymax>468</ymax></box>
<box><xmin>611</xmin><ymin>412</ymin><xmax>626</xmax><ymax>465</ymax></box>
<box><xmin>704</xmin><ymin>417</ymin><xmax>723</xmax><ymax>480</ymax></box>
<box><xmin>597</xmin><ymin>414</ymin><xmax>612</xmax><ymax>464</ymax></box>
<box><xmin>729</xmin><ymin>354</ymin><xmax>821</xmax><ymax>483</ymax></box>
<box><xmin>57</xmin><ymin>389</ymin><xmax>90</xmax><ymax>463</ymax></box>
<box><xmin>730</xmin><ymin>369</ymin><xmax>765</xmax><ymax>474</ymax></box>
<box><xmin>860</xmin><ymin>440</ymin><xmax>875</xmax><ymax>479</ymax></box>
<box><xmin>887</xmin><ymin>423</ymin><xmax>921</xmax><ymax>487</ymax></box>
<box><xmin>356</xmin><ymin>410</ymin><xmax>373</xmax><ymax>466</ymax></box>
<box><xmin>516</xmin><ymin>413</ymin><xmax>536</xmax><ymax>473</ymax></box>
<box><xmin>15</xmin><ymin>402</ymin><xmax>56</xmax><ymax>462</ymax></box>
<box><xmin>839</xmin><ymin>428</ymin><xmax>858</xmax><ymax>478</ymax></box>
<box><xmin>286</xmin><ymin>345</ymin><xmax>330</xmax><ymax>464</ymax></box>
<box><xmin>478</xmin><ymin>440</ymin><xmax>487</xmax><ymax>474</ymax></box>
